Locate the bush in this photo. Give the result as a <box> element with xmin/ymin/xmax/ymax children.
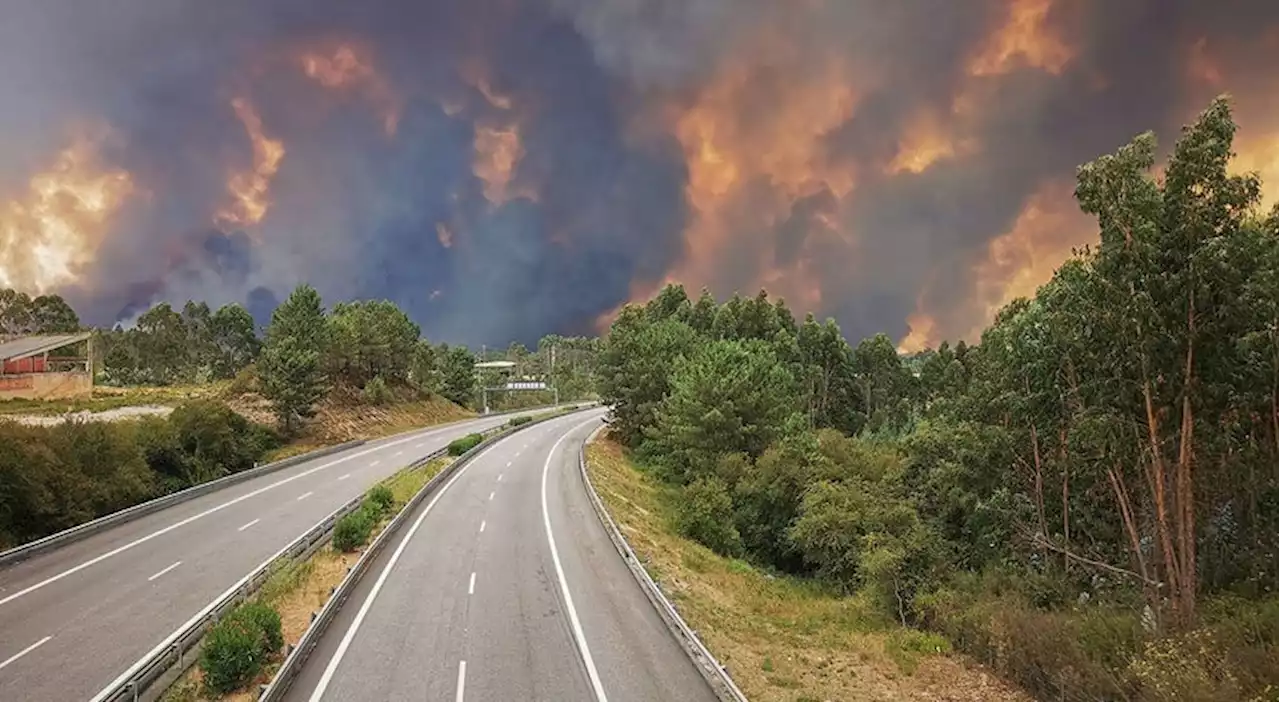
<box><xmin>199</xmin><ymin>601</ymin><xmax>282</xmax><ymax>694</ymax></box>
<box><xmin>361</xmin><ymin>375</ymin><xmax>394</xmax><ymax>406</ymax></box>
<box><xmin>333</xmin><ymin>508</ymin><xmax>375</xmax><ymax>552</ymax></box>
<box><xmin>365</xmin><ymin>484</ymin><xmax>395</xmax><ymax>514</ymax></box>
<box><xmin>672</xmin><ymin>477</ymin><xmax>742</xmax><ymax>556</ymax></box>
<box><xmin>448</xmin><ymin>433</ymin><xmax>485</xmax><ymax>456</ymax></box>
<box><xmin>507</xmin><ymin>415</ymin><xmax>533</xmax><ymax>427</ymax></box>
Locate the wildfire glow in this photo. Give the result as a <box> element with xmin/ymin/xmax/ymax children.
<box><xmin>659</xmin><ymin>43</ymin><xmax>858</xmax><ymax>303</ymax></box>
<box><xmin>888</xmin><ymin>108</ymin><xmax>967</xmax><ymax>175</ymax></box>
<box><xmin>0</xmin><ymin>136</ymin><xmax>134</xmax><ymax>293</ymax></box>
<box><xmin>969</xmin><ymin>0</ymin><xmax>1074</xmax><ymax>77</ymax></box>
<box><xmin>299</xmin><ymin>44</ymin><xmax>400</xmax><ymax>136</ymax></box>
<box><xmin>216</xmin><ymin>97</ymin><xmax>284</xmax><ymax>228</ymax></box>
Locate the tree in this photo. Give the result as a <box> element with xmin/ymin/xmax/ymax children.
<box><xmin>209</xmin><ymin>304</ymin><xmax>259</xmax><ymax>378</ymax></box>
<box><xmin>437</xmin><ymin>344</ymin><xmax>477</xmax><ymax>406</ymax></box>
<box><xmin>0</xmin><ymin>289</ymin><xmax>80</xmax><ymax>335</ymax></box>
<box><xmin>597</xmin><ymin>307</ymin><xmax>699</xmax><ymax>446</ymax></box>
<box><xmin>645</xmin><ymin>338</ymin><xmax>801</xmax><ymax>482</ymax></box>
<box><xmin>325</xmin><ymin>300</ymin><xmax>420</xmax><ymax>387</ymax></box>
<box><xmin>259</xmin><ymin>285</ymin><xmax>328</xmax><ymax>432</ymax></box>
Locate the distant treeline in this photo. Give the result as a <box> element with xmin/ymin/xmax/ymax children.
<box><xmin>0</xmin><ymin>401</ymin><xmax>278</xmax><ymax>548</ymax></box>
<box><xmin>599</xmin><ymin>98</ymin><xmax>1276</xmax><ymax>701</ymax></box>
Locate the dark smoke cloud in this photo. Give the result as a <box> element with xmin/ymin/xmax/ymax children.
<box><xmin>0</xmin><ymin>0</ymin><xmax>1273</xmax><ymax>348</ymax></box>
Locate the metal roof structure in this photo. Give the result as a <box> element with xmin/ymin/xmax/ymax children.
<box><xmin>0</xmin><ymin>333</ymin><xmax>91</xmax><ymax>362</ymax></box>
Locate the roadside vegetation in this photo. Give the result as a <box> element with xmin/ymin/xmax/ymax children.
<box><xmin>595</xmin><ymin>98</ymin><xmax>1277</xmax><ymax>702</ymax></box>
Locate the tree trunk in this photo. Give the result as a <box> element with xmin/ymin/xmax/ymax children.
<box><xmin>1060</xmin><ymin>426</ymin><xmax>1070</xmax><ymax>568</ymax></box>
<box><xmin>1107</xmin><ymin>464</ymin><xmax>1158</xmax><ymax>626</ymax></box>
<box><xmin>1175</xmin><ymin>288</ymin><xmax>1197</xmax><ymax>624</ymax></box>
<box><xmin>1030</xmin><ymin>420</ymin><xmax>1047</xmax><ymax>539</ymax></box>
<box><xmin>1143</xmin><ymin>374</ymin><xmax>1182</xmax><ymax>620</ymax></box>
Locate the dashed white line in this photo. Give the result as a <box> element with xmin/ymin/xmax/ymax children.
<box><xmin>468</xmin><ymin>572</ymin><xmax>476</xmax><ymax>595</ymax></box>
<box><xmin>307</xmin><ymin>438</ymin><xmax>509</xmax><ymax>702</ymax></box>
<box><xmin>542</xmin><ymin>416</ymin><xmax>611</xmax><ymax>702</ymax></box>
<box><xmin>506</xmin><ymin>460</ymin><xmax>512</xmax><ymax>467</ymax></box>
<box><xmin>455</xmin><ymin>660</ymin><xmax>467</xmax><ymax>702</ymax></box>
<box><xmin>497</xmin><ymin>473</ymin><xmax>503</xmax><ymax>482</ymax></box>
<box><xmin>370</xmin><ymin>460</ymin><xmax>381</xmax><ymax>467</ymax></box>
<box><xmin>337</xmin><ymin>473</ymin><xmax>351</xmax><ymax>481</ymax></box>
<box><xmin>479</xmin><ymin>520</ymin><xmax>486</xmax><ymax>533</ymax></box>
<box><xmin>488</xmin><ymin>491</ymin><xmax>495</xmax><ymax>501</ymax></box>
<box><xmin>0</xmin><ymin>636</ymin><xmax>51</xmax><ymax>671</ymax></box>
<box><xmin>297</xmin><ymin>491</ymin><xmax>314</xmax><ymax>501</ymax></box>
<box><xmin>237</xmin><ymin>518</ymin><xmax>260</xmax><ymax>532</ymax></box>
<box><xmin>394</xmin><ymin>450</ymin><xmax>404</xmax><ymax>457</ymax></box>
<box><xmin>147</xmin><ymin>561</ymin><xmax>182</xmax><ymax>582</ymax></box>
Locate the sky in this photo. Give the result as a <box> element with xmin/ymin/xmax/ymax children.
<box><xmin>0</xmin><ymin>0</ymin><xmax>1274</xmax><ymax>348</ymax></box>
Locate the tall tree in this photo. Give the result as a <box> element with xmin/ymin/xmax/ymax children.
<box><xmin>209</xmin><ymin>303</ymin><xmax>260</xmax><ymax>378</ymax></box>
<box><xmin>259</xmin><ymin>285</ymin><xmax>328</xmax><ymax>432</ymax></box>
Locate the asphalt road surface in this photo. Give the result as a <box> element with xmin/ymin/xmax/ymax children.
<box><xmin>0</xmin><ymin>409</ymin><xmax>564</xmax><ymax>702</ymax></box>
<box><xmin>285</xmin><ymin>409</ymin><xmax>718</xmax><ymax>702</ymax></box>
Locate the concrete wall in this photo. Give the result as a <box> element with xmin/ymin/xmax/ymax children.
<box><xmin>0</xmin><ymin>372</ymin><xmax>92</xmax><ymax>400</ymax></box>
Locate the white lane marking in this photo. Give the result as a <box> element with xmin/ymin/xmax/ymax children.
<box><xmin>297</xmin><ymin>491</ymin><xmax>314</xmax><ymax>501</ymax></box>
<box><xmin>307</xmin><ymin>437</ymin><xmax>511</xmax><ymax>702</ymax></box>
<box><xmin>455</xmin><ymin>660</ymin><xmax>467</xmax><ymax>702</ymax></box>
<box><xmin>237</xmin><ymin>518</ymin><xmax>260</xmax><ymax>532</ymax></box>
<box><xmin>468</xmin><ymin>572</ymin><xmax>476</xmax><ymax>595</ymax></box>
<box><xmin>497</xmin><ymin>474</ymin><xmax>503</xmax><ymax>482</ymax></box>
<box><xmin>0</xmin><ymin>426</ymin><xmax>447</xmax><ymax>608</ymax></box>
<box><xmin>147</xmin><ymin>561</ymin><xmax>182</xmax><ymax>582</ymax></box>
<box><xmin>370</xmin><ymin>460</ymin><xmax>381</xmax><ymax>467</ymax></box>
<box><xmin>0</xmin><ymin>636</ymin><xmax>52</xmax><ymax>671</ymax></box>
<box><xmin>337</xmin><ymin>473</ymin><xmax>351</xmax><ymax>481</ymax></box>
<box><xmin>506</xmin><ymin>460</ymin><xmax>512</xmax><ymax>467</ymax></box>
<box><xmin>479</xmin><ymin>520</ymin><xmax>486</xmax><ymax>533</ymax></box>
<box><xmin>488</xmin><ymin>491</ymin><xmax>495</xmax><ymax>501</ymax></box>
<box><xmin>394</xmin><ymin>450</ymin><xmax>404</xmax><ymax>457</ymax></box>
<box><xmin>542</xmin><ymin>416</ymin><xmax>610</xmax><ymax>702</ymax></box>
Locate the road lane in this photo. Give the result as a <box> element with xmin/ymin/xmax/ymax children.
<box><xmin>288</xmin><ymin>410</ymin><xmax>717</xmax><ymax>702</ymax></box>
<box><xmin>0</xmin><ymin>408</ymin><xmax>565</xmax><ymax>702</ymax></box>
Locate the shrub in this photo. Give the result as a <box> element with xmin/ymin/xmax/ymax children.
<box><xmin>448</xmin><ymin>433</ymin><xmax>485</xmax><ymax>456</ymax></box>
<box><xmin>333</xmin><ymin>508</ymin><xmax>375</xmax><ymax>552</ymax></box>
<box><xmin>507</xmin><ymin>415</ymin><xmax>533</xmax><ymax>427</ymax></box>
<box><xmin>199</xmin><ymin>601</ymin><xmax>282</xmax><ymax>694</ymax></box>
<box><xmin>672</xmin><ymin>477</ymin><xmax>741</xmax><ymax>556</ymax></box>
<box><xmin>365</xmin><ymin>484</ymin><xmax>395</xmax><ymax>514</ymax></box>
<box><xmin>361</xmin><ymin>375</ymin><xmax>394</xmax><ymax>406</ymax></box>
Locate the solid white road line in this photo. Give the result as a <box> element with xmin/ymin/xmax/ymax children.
<box><xmin>306</xmin><ymin>437</ymin><xmax>511</xmax><ymax>702</ymax></box>
<box><xmin>0</xmin><ymin>636</ymin><xmax>51</xmax><ymax>671</ymax></box>
<box><xmin>337</xmin><ymin>474</ymin><xmax>351</xmax><ymax>481</ymax></box>
<box><xmin>541</xmin><ymin>416</ymin><xmax>610</xmax><ymax>702</ymax></box>
<box><xmin>468</xmin><ymin>572</ymin><xmax>476</xmax><ymax>595</ymax></box>
<box><xmin>455</xmin><ymin>660</ymin><xmax>467</xmax><ymax>702</ymax></box>
<box><xmin>0</xmin><ymin>426</ymin><xmax>446</xmax><ymax>608</ymax></box>
<box><xmin>479</xmin><ymin>520</ymin><xmax>486</xmax><ymax>533</ymax></box>
<box><xmin>147</xmin><ymin>561</ymin><xmax>182</xmax><ymax>582</ymax></box>
<box><xmin>237</xmin><ymin>519</ymin><xmax>260</xmax><ymax>532</ymax></box>
<box><xmin>297</xmin><ymin>491</ymin><xmax>314</xmax><ymax>501</ymax></box>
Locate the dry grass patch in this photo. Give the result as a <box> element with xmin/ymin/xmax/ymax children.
<box><xmin>585</xmin><ymin>437</ymin><xmax>1029</xmax><ymax>702</ymax></box>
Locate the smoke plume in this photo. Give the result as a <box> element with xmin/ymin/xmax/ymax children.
<box><xmin>0</xmin><ymin>0</ymin><xmax>1273</xmax><ymax>347</ymax></box>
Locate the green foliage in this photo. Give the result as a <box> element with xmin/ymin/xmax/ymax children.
<box><xmin>360</xmin><ymin>374</ymin><xmax>394</xmax><ymax>406</ymax></box>
<box><xmin>325</xmin><ymin>300</ymin><xmax>421</xmax><ymax>387</ymax></box>
<box><xmin>332</xmin><ymin>507</ymin><xmax>375</xmax><ymax>551</ymax></box>
<box><xmin>644</xmin><ymin>338</ymin><xmax>801</xmax><ymax>482</ymax></box>
<box><xmin>98</xmin><ymin>301</ymin><xmax>257</xmax><ymax>385</ymax></box>
<box><xmin>0</xmin><ymin>403</ymin><xmax>275</xmax><ymax>548</ymax></box>
<box><xmin>437</xmin><ymin>344</ymin><xmax>477</xmax><ymax>406</ymax></box>
<box><xmin>259</xmin><ymin>285</ymin><xmax>328</xmax><ymax>433</ymax></box>
<box><xmin>199</xmin><ymin>601</ymin><xmax>282</xmax><ymax>694</ymax></box>
<box><xmin>507</xmin><ymin>415</ymin><xmax>532</xmax><ymax>427</ymax></box>
<box><xmin>672</xmin><ymin>477</ymin><xmax>741</xmax><ymax>556</ymax></box>
<box><xmin>364</xmin><ymin>484</ymin><xmax>395</xmax><ymax>514</ymax></box>
<box><xmin>0</xmin><ymin>288</ymin><xmax>80</xmax><ymax>335</ymax></box>
<box><xmin>447</xmin><ymin>432</ymin><xmax>484</xmax><ymax>456</ymax></box>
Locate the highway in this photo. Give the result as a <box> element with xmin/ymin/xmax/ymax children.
<box><xmin>0</xmin><ymin>410</ymin><xmax>557</xmax><ymax>702</ymax></box>
<box><xmin>284</xmin><ymin>409</ymin><xmax>718</xmax><ymax>702</ymax></box>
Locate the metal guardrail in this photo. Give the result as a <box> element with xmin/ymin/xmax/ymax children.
<box><xmin>258</xmin><ymin>406</ymin><xmax>596</xmax><ymax>701</ymax></box>
<box><xmin>0</xmin><ymin>440</ymin><xmax>365</xmax><ymax>569</ymax></box>
<box><xmin>577</xmin><ymin>425</ymin><xmax>750</xmax><ymax>702</ymax></box>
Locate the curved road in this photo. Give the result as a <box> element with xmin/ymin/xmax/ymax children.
<box><xmin>284</xmin><ymin>410</ymin><xmax>717</xmax><ymax>702</ymax></box>
<box><xmin>0</xmin><ymin>410</ymin><xmax>557</xmax><ymax>702</ymax></box>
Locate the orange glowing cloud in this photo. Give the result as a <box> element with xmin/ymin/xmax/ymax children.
<box><xmin>969</xmin><ymin>0</ymin><xmax>1074</xmax><ymax>77</ymax></box>
<box><xmin>216</xmin><ymin>97</ymin><xmax>284</xmax><ymax>228</ymax></box>
<box><xmin>657</xmin><ymin>40</ymin><xmax>858</xmax><ymax>304</ymax></box>
<box><xmin>298</xmin><ymin>43</ymin><xmax>401</xmax><ymax>136</ymax></box>
<box><xmin>0</xmin><ymin>134</ymin><xmax>134</xmax><ymax>293</ymax></box>
<box><xmin>436</xmin><ymin>222</ymin><xmax>454</xmax><ymax>248</ymax></box>
<box><xmin>888</xmin><ymin>108</ymin><xmax>971</xmax><ymax>175</ymax></box>
<box><xmin>473</xmin><ymin>125</ymin><xmax>532</xmax><ymax>204</ymax></box>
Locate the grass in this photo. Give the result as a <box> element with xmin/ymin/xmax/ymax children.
<box><xmin>584</xmin><ymin>437</ymin><xmax>1029</xmax><ymax>702</ymax></box>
